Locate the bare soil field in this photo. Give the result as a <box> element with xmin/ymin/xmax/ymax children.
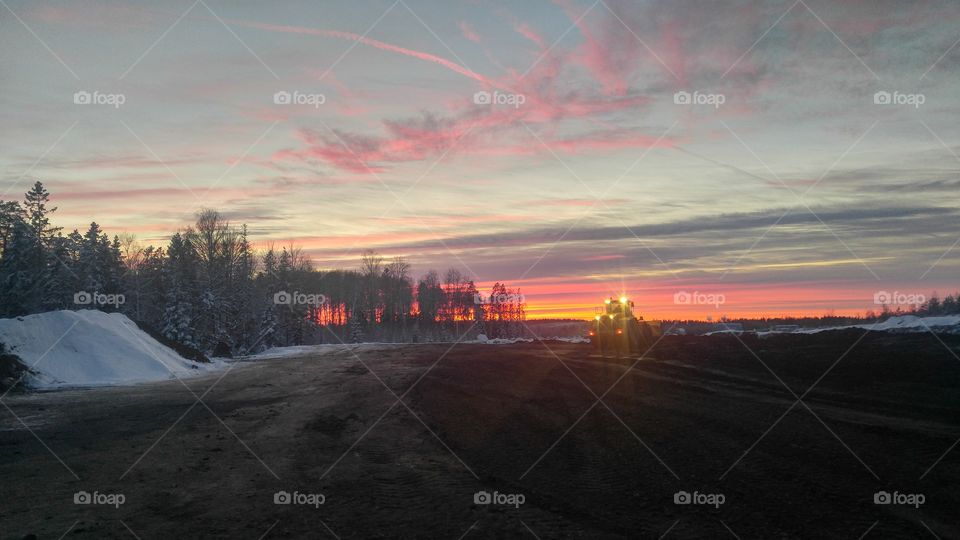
<box><xmin>1</xmin><ymin>331</ymin><xmax>959</xmax><ymax>538</ymax></box>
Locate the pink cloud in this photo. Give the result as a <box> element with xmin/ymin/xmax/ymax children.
<box><xmin>551</xmin><ymin>0</ymin><xmax>641</xmax><ymax>95</ymax></box>
<box><xmin>495</xmin><ymin>8</ymin><xmax>547</xmax><ymax>50</ymax></box>
<box><xmin>235</xmin><ymin>5</ymin><xmax>682</xmax><ymax>173</ymax></box>
<box><xmin>218</xmin><ymin>17</ymin><xmax>506</xmax><ymax>89</ymax></box>
<box><xmin>272</xmin><ymin>115</ymin><xmax>470</xmax><ymax>174</ymax></box>
<box><xmin>459</xmin><ymin>21</ymin><xmax>481</xmax><ymax>42</ymax></box>
<box><xmin>513</xmin><ymin>21</ymin><xmax>547</xmax><ymax>50</ymax></box>
<box><xmin>273</xmin><ymin>111</ymin><xmax>674</xmax><ymax>172</ymax></box>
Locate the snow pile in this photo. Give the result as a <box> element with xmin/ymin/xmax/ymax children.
<box><xmin>0</xmin><ymin>310</ymin><xmax>220</xmax><ymax>388</ymax></box>
<box><xmin>799</xmin><ymin>315</ymin><xmax>960</xmax><ymax>335</ymax></box>
<box><xmin>860</xmin><ymin>314</ymin><xmax>960</xmax><ymax>332</ymax></box>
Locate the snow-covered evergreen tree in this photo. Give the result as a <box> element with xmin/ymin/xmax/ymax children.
<box><xmin>161</xmin><ymin>232</ymin><xmax>199</xmax><ymax>348</ymax></box>
<box><xmin>349</xmin><ymin>314</ymin><xmax>364</xmax><ymax>343</ymax></box>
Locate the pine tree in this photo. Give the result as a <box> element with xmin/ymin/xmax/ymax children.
<box><xmin>161</xmin><ymin>233</ymin><xmax>199</xmax><ymax>347</ymax></box>
<box><xmin>0</xmin><ymin>200</ymin><xmax>23</xmax><ymax>258</ymax></box>
<box><xmin>257</xmin><ymin>303</ymin><xmax>280</xmax><ymax>349</ymax></box>
<box><xmin>20</xmin><ymin>182</ymin><xmax>62</xmax><ymax>312</ymax></box>
<box><xmin>0</xmin><ymin>221</ymin><xmax>35</xmax><ymax>316</ymax></box>
<box><xmin>79</xmin><ymin>222</ymin><xmax>106</xmax><ymax>294</ymax></box>
<box><xmin>474</xmin><ymin>302</ymin><xmax>486</xmax><ymax>339</ymax></box>
<box><xmin>23</xmin><ymin>181</ymin><xmax>61</xmax><ymax>244</ymax></box>
<box><xmin>943</xmin><ymin>294</ymin><xmax>958</xmax><ymax>315</ymax></box>
<box><xmin>231</xmin><ymin>224</ymin><xmax>257</xmax><ymax>350</ymax></box>
<box><xmin>349</xmin><ymin>313</ymin><xmax>364</xmax><ymax>343</ymax></box>
<box><xmin>44</xmin><ymin>233</ymin><xmax>76</xmax><ymax>310</ymax></box>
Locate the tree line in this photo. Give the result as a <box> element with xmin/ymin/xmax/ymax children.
<box><xmin>0</xmin><ymin>182</ymin><xmax>526</xmax><ymax>354</ymax></box>
<box><xmin>870</xmin><ymin>292</ymin><xmax>960</xmax><ymax>319</ymax></box>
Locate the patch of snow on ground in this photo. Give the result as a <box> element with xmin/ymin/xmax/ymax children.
<box><xmin>251</xmin><ymin>336</ymin><xmax>591</xmax><ymax>356</ymax></box>
<box><xmin>552</xmin><ymin>336</ymin><xmax>590</xmax><ymax>343</ymax></box>
<box><xmin>0</xmin><ymin>310</ymin><xmax>222</xmax><ymax>389</ymax></box>
<box><xmin>249</xmin><ymin>343</ymin><xmax>405</xmax><ymax>359</ymax></box>
<box><xmin>794</xmin><ymin>315</ymin><xmax>960</xmax><ymax>334</ymax></box>
<box><xmin>472</xmin><ymin>336</ymin><xmax>590</xmax><ymax>344</ymax></box>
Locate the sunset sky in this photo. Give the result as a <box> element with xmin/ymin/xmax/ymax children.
<box><xmin>3</xmin><ymin>0</ymin><xmax>959</xmax><ymax>319</ymax></box>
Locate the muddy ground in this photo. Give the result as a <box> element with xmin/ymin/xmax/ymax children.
<box><xmin>1</xmin><ymin>331</ymin><xmax>959</xmax><ymax>538</ymax></box>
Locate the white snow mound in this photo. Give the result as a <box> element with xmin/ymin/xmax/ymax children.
<box><xmin>803</xmin><ymin>314</ymin><xmax>960</xmax><ymax>334</ymax></box>
<box><xmin>863</xmin><ymin>314</ymin><xmax>960</xmax><ymax>331</ymax></box>
<box><xmin>0</xmin><ymin>310</ymin><xmax>219</xmax><ymax>388</ymax></box>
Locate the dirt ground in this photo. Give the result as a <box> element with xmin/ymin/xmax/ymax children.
<box><xmin>1</xmin><ymin>332</ymin><xmax>959</xmax><ymax>539</ymax></box>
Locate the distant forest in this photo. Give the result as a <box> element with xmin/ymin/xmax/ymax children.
<box><xmin>0</xmin><ymin>182</ymin><xmax>526</xmax><ymax>354</ymax></box>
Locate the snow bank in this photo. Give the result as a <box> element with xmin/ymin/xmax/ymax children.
<box><xmin>858</xmin><ymin>314</ymin><xmax>960</xmax><ymax>332</ymax></box>
<box><xmin>0</xmin><ymin>310</ymin><xmax>220</xmax><ymax>389</ymax></box>
<box><xmin>797</xmin><ymin>315</ymin><xmax>960</xmax><ymax>335</ymax></box>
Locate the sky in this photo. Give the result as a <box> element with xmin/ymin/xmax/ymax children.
<box><xmin>2</xmin><ymin>0</ymin><xmax>959</xmax><ymax>320</ymax></box>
